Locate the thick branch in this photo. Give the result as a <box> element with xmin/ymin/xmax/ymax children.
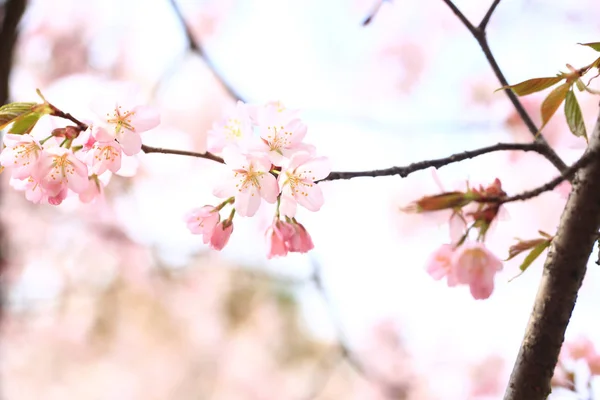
<box><xmin>167</xmin><ymin>0</ymin><xmax>245</xmax><ymax>102</ymax></box>
<box><xmin>504</xmin><ymin>105</ymin><xmax>600</xmax><ymax>400</ymax></box>
<box><xmin>0</xmin><ymin>0</ymin><xmax>26</xmax><ymax>104</ymax></box>
<box><xmin>440</xmin><ymin>0</ymin><xmax>569</xmax><ymax>174</ymax></box>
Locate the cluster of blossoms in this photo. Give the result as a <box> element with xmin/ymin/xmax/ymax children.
<box><xmin>0</xmin><ymin>94</ymin><xmax>160</xmax><ymax>205</ymax></box>
<box><xmin>184</xmin><ymin>101</ymin><xmax>331</xmax><ymax>258</ymax></box>
<box><xmin>404</xmin><ymin>179</ymin><xmax>507</xmax><ymax>300</ymax></box>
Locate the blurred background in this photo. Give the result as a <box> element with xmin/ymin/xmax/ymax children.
<box><xmin>1</xmin><ymin>0</ymin><xmax>600</xmax><ymax>398</ymax></box>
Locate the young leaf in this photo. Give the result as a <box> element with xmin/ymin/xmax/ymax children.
<box><xmin>0</xmin><ymin>102</ymin><xmax>37</xmax><ymax>129</ymax></box>
<box><xmin>8</xmin><ymin>112</ymin><xmax>42</xmax><ymax>134</ymax></box>
<box><xmin>540</xmin><ymin>82</ymin><xmax>571</xmax><ymax>130</ymax></box>
<box><xmin>579</xmin><ymin>42</ymin><xmax>600</xmax><ymax>52</ymax></box>
<box><xmin>564</xmin><ymin>90</ymin><xmax>587</xmax><ymax>141</ymax></box>
<box><xmin>519</xmin><ymin>240</ymin><xmax>551</xmax><ymax>272</ymax></box>
<box><xmin>498</xmin><ymin>77</ymin><xmax>564</xmax><ymax>96</ymax></box>
<box><xmin>575</xmin><ymin>79</ymin><xmax>587</xmax><ymax>92</ymax></box>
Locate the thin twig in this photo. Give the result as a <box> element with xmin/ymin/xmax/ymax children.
<box><xmin>478</xmin><ymin>0</ymin><xmax>501</xmax><ymax>31</ymax></box>
<box><xmin>140</xmin><ymin>144</ymin><xmax>224</xmax><ymax>164</ymax></box>
<box><xmin>440</xmin><ymin>0</ymin><xmax>569</xmax><ymax>174</ymax></box>
<box><xmin>321</xmin><ymin>142</ymin><xmax>545</xmax><ymax>181</ymax></box>
<box><xmin>167</xmin><ymin>0</ymin><xmax>245</xmax><ymax>102</ymax></box>
<box><xmin>309</xmin><ymin>258</ymin><xmax>409</xmax><ymax>399</ymax></box>
<box><xmin>480</xmin><ymin>148</ymin><xmax>597</xmax><ymax>205</ymax></box>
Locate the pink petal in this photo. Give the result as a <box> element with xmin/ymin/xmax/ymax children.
<box><xmin>279</xmin><ymin>194</ymin><xmax>297</xmax><ymax>218</ymax></box>
<box><xmin>235</xmin><ymin>188</ymin><xmax>262</xmax><ymax>217</ymax></box>
<box><xmin>130</xmin><ymin>105</ymin><xmax>160</xmax><ymax>132</ymax></box>
<box><xmin>296</xmin><ymin>156</ymin><xmax>331</xmax><ymax>181</ymax></box>
<box><xmin>296</xmin><ymin>183</ymin><xmax>324</xmax><ymax>212</ymax></box>
<box><xmin>117</xmin><ymin>130</ymin><xmax>142</xmax><ymax>156</ymax></box>
<box><xmin>258</xmin><ymin>173</ymin><xmax>278</xmax><ymax>203</ymax></box>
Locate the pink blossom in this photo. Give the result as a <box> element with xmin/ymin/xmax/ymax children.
<box><xmin>210</xmin><ymin>221</ymin><xmax>233</xmax><ymax>251</ymax></box>
<box><xmin>247</xmin><ymin>101</ymin><xmax>301</xmax><ymax>127</ymax></box>
<box><xmin>266</xmin><ymin>220</ymin><xmax>294</xmax><ymax>259</ymax></box>
<box><xmin>34</xmin><ymin>147</ymin><xmax>89</xmax><ymax>196</ymax></box>
<box><xmin>91</xmin><ymin>97</ymin><xmax>160</xmax><ymax>156</ymax></box>
<box><xmin>425</xmin><ymin>244</ymin><xmax>458</xmax><ymax>287</ymax></box>
<box><xmin>0</xmin><ymin>134</ymin><xmax>43</xmax><ymax>179</ymax></box>
<box><xmin>213</xmin><ymin>148</ymin><xmax>278</xmax><ymax>217</ymax></box>
<box><xmin>185</xmin><ymin>206</ymin><xmax>220</xmax><ymax>244</ymax></box>
<box><xmin>287</xmin><ymin>221</ymin><xmax>314</xmax><ymax>253</ymax></box>
<box><xmin>86</xmin><ymin>134</ymin><xmax>122</xmax><ymax>175</ymax></box>
<box><xmin>256</xmin><ymin>118</ymin><xmax>312</xmax><ymax>166</ymax></box>
<box><xmin>78</xmin><ymin>175</ymin><xmax>105</xmax><ymax>203</ymax></box>
<box><xmin>452</xmin><ymin>242</ymin><xmax>503</xmax><ymax>300</ymax></box>
<box><xmin>10</xmin><ymin>176</ymin><xmax>47</xmax><ymax>204</ymax></box>
<box><xmin>207</xmin><ymin>101</ymin><xmax>253</xmax><ymax>153</ymax></box>
<box><xmin>278</xmin><ymin>152</ymin><xmax>331</xmax><ymax>217</ymax></box>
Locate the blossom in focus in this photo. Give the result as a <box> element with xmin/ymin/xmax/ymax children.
<box><xmin>278</xmin><ymin>152</ymin><xmax>331</xmax><ymax>217</ymax></box>
<box><xmin>0</xmin><ymin>134</ymin><xmax>43</xmax><ymax>179</ymax></box>
<box><xmin>34</xmin><ymin>147</ymin><xmax>89</xmax><ymax>195</ymax></box>
<box><xmin>91</xmin><ymin>97</ymin><xmax>160</xmax><ymax>156</ymax></box>
<box><xmin>452</xmin><ymin>242</ymin><xmax>503</xmax><ymax>300</ymax></box>
<box><xmin>185</xmin><ymin>206</ymin><xmax>220</xmax><ymax>244</ymax></box>
<box><xmin>86</xmin><ymin>133</ymin><xmax>122</xmax><ymax>175</ymax></box>
<box><xmin>256</xmin><ymin>118</ymin><xmax>312</xmax><ymax>166</ymax></box>
<box><xmin>213</xmin><ymin>148</ymin><xmax>278</xmax><ymax>217</ymax></box>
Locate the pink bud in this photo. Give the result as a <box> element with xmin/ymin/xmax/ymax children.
<box><xmin>287</xmin><ymin>222</ymin><xmax>314</xmax><ymax>253</ymax></box>
<box><xmin>210</xmin><ymin>221</ymin><xmax>233</xmax><ymax>251</ymax></box>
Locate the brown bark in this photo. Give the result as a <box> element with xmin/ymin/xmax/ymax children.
<box><xmin>504</xmin><ymin>105</ymin><xmax>600</xmax><ymax>399</ymax></box>
<box><xmin>0</xmin><ymin>0</ymin><xmax>27</xmax><ymax>322</ymax></box>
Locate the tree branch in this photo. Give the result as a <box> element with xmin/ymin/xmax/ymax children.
<box><xmin>440</xmin><ymin>0</ymin><xmax>569</xmax><ymax>175</ymax></box>
<box><xmin>479</xmin><ymin>148</ymin><xmax>597</xmax><ymax>205</ymax></box>
<box><xmin>309</xmin><ymin>259</ymin><xmax>409</xmax><ymax>398</ymax></box>
<box><xmin>321</xmin><ymin>142</ymin><xmax>545</xmax><ymax>181</ymax></box>
<box><xmin>167</xmin><ymin>0</ymin><xmax>245</xmax><ymax>102</ymax></box>
<box><xmin>141</xmin><ymin>144</ymin><xmax>224</xmax><ymax>164</ymax></box>
<box><xmin>504</xmin><ymin>105</ymin><xmax>600</xmax><ymax>400</ymax></box>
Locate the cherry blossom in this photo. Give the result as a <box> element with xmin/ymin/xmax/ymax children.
<box><xmin>286</xmin><ymin>220</ymin><xmax>314</xmax><ymax>253</ymax></box>
<box><xmin>425</xmin><ymin>244</ymin><xmax>458</xmax><ymax>287</ymax></box>
<box><xmin>452</xmin><ymin>242</ymin><xmax>503</xmax><ymax>300</ymax></box>
<box><xmin>213</xmin><ymin>148</ymin><xmax>278</xmax><ymax>217</ymax></box>
<box><xmin>34</xmin><ymin>147</ymin><xmax>89</xmax><ymax>196</ymax></box>
<box><xmin>0</xmin><ymin>134</ymin><xmax>43</xmax><ymax>179</ymax></box>
<box><xmin>266</xmin><ymin>220</ymin><xmax>294</xmax><ymax>259</ymax></box>
<box><xmin>185</xmin><ymin>206</ymin><xmax>220</xmax><ymax>244</ymax></box>
<box><xmin>207</xmin><ymin>101</ymin><xmax>253</xmax><ymax>153</ymax></box>
<box><xmin>256</xmin><ymin>118</ymin><xmax>313</xmax><ymax>166</ymax></box>
<box><xmin>210</xmin><ymin>221</ymin><xmax>233</xmax><ymax>251</ymax></box>
<box><xmin>91</xmin><ymin>97</ymin><xmax>160</xmax><ymax>156</ymax></box>
<box><xmin>278</xmin><ymin>152</ymin><xmax>331</xmax><ymax>217</ymax></box>
<box><xmin>86</xmin><ymin>132</ymin><xmax>122</xmax><ymax>175</ymax></box>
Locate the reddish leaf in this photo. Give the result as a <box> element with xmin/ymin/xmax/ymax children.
<box><xmin>498</xmin><ymin>77</ymin><xmax>564</xmax><ymax>96</ymax></box>
<box><xmin>540</xmin><ymin>82</ymin><xmax>571</xmax><ymax>129</ymax></box>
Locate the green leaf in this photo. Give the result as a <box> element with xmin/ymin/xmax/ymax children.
<box><xmin>564</xmin><ymin>90</ymin><xmax>587</xmax><ymax>141</ymax></box>
<box><xmin>0</xmin><ymin>102</ymin><xmax>37</xmax><ymax>129</ymax></box>
<box><xmin>8</xmin><ymin>112</ymin><xmax>42</xmax><ymax>134</ymax></box>
<box><xmin>579</xmin><ymin>42</ymin><xmax>600</xmax><ymax>52</ymax></box>
<box><xmin>540</xmin><ymin>82</ymin><xmax>571</xmax><ymax>129</ymax></box>
<box><xmin>498</xmin><ymin>77</ymin><xmax>564</xmax><ymax>96</ymax></box>
<box><xmin>519</xmin><ymin>240</ymin><xmax>551</xmax><ymax>272</ymax></box>
<box><xmin>575</xmin><ymin>79</ymin><xmax>587</xmax><ymax>92</ymax></box>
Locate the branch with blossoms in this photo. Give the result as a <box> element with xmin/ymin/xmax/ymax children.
<box><xmin>0</xmin><ymin>90</ymin><xmax>592</xmax><ymax>264</ymax></box>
